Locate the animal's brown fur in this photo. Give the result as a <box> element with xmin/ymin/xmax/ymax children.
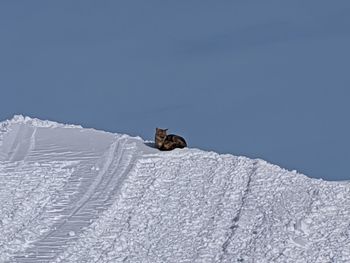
<box><xmin>155</xmin><ymin>128</ymin><xmax>187</xmax><ymax>151</ymax></box>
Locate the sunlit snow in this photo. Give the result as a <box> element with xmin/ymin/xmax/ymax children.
<box><xmin>0</xmin><ymin>116</ymin><xmax>349</xmax><ymax>262</ymax></box>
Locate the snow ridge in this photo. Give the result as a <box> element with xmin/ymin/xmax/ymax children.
<box><xmin>0</xmin><ymin>116</ymin><xmax>349</xmax><ymax>263</ymax></box>
<box><xmin>1</xmin><ymin>115</ymin><xmax>83</xmax><ymax>130</ymax></box>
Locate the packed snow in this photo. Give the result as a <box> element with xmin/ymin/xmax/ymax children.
<box><xmin>0</xmin><ymin>115</ymin><xmax>349</xmax><ymax>263</ymax></box>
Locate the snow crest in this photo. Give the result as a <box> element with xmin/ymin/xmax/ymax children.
<box><xmin>1</xmin><ymin>115</ymin><xmax>83</xmax><ymax>130</ymax></box>
<box><xmin>0</xmin><ymin>116</ymin><xmax>349</xmax><ymax>262</ymax></box>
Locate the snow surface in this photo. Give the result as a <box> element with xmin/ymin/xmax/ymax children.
<box><xmin>0</xmin><ymin>115</ymin><xmax>349</xmax><ymax>263</ymax></box>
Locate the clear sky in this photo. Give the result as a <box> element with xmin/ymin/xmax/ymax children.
<box><xmin>1</xmin><ymin>1</ymin><xmax>349</xmax><ymax>180</ymax></box>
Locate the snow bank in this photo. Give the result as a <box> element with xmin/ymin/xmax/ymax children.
<box><xmin>3</xmin><ymin>115</ymin><xmax>83</xmax><ymax>129</ymax></box>
<box><xmin>0</xmin><ymin>116</ymin><xmax>349</xmax><ymax>263</ymax></box>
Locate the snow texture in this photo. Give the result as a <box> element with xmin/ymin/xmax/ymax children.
<box><xmin>0</xmin><ymin>115</ymin><xmax>349</xmax><ymax>263</ymax></box>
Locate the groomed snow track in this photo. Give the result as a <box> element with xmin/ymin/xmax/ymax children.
<box><xmin>0</xmin><ymin>116</ymin><xmax>349</xmax><ymax>263</ymax></box>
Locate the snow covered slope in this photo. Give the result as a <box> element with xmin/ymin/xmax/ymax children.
<box><xmin>0</xmin><ymin>116</ymin><xmax>349</xmax><ymax>263</ymax></box>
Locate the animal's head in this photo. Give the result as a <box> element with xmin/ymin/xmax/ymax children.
<box><xmin>156</xmin><ymin>128</ymin><xmax>168</xmax><ymax>138</ymax></box>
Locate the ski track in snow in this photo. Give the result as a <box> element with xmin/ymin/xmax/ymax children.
<box><xmin>0</xmin><ymin>116</ymin><xmax>349</xmax><ymax>263</ymax></box>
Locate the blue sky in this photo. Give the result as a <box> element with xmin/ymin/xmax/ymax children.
<box><xmin>1</xmin><ymin>1</ymin><xmax>349</xmax><ymax>180</ymax></box>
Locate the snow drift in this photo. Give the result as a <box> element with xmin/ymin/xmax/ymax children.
<box><xmin>0</xmin><ymin>115</ymin><xmax>349</xmax><ymax>263</ymax></box>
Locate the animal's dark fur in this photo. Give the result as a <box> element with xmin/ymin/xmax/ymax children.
<box><xmin>155</xmin><ymin>128</ymin><xmax>187</xmax><ymax>151</ymax></box>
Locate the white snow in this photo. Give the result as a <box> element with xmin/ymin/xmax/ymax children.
<box><xmin>0</xmin><ymin>115</ymin><xmax>349</xmax><ymax>262</ymax></box>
